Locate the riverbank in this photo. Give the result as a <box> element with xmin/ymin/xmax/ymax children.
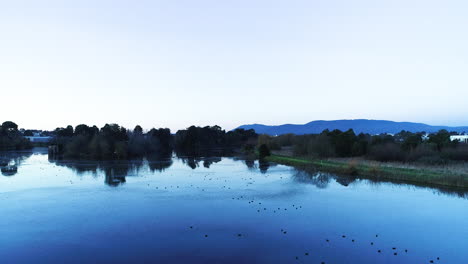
<box><xmin>266</xmin><ymin>155</ymin><xmax>468</xmax><ymax>189</ymax></box>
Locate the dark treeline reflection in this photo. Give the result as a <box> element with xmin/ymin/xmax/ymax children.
<box><xmin>50</xmin><ymin>156</ymin><xmax>172</xmax><ymax>186</ymax></box>
<box><xmin>0</xmin><ymin>150</ymin><xmax>34</xmax><ymax>176</ymax></box>
<box><xmin>49</xmin><ymin>154</ymin><xmax>271</xmax><ymax>186</ymax></box>
<box><xmin>179</xmin><ymin>157</ymin><xmax>222</xmax><ymax>169</ymax></box>
<box><xmin>292</xmin><ymin>166</ymin><xmax>468</xmax><ymax>199</ymax></box>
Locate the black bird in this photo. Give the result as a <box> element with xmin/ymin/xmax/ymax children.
<box><xmin>305</xmin><ymin>253</ymin><xmax>309</xmax><ymax>256</ymax></box>
<box><xmin>392</xmin><ymin>247</ymin><xmax>396</xmax><ymax>250</ymax></box>
<box><xmin>342</xmin><ymin>235</ymin><xmax>346</xmax><ymax>238</ymax></box>
<box><xmin>371</xmin><ymin>242</ymin><xmax>374</xmax><ymax>245</ymax></box>
<box><xmin>430</xmin><ymin>261</ymin><xmax>434</xmax><ymax>263</ymax></box>
<box><xmin>352</xmin><ymin>239</ymin><xmax>355</xmax><ymax>242</ymax></box>
<box><xmin>326</xmin><ymin>239</ymin><xmax>330</xmax><ymax>242</ymax></box>
<box><xmin>204</xmin><ymin>235</ymin><xmax>208</xmax><ymax>237</ymax></box>
<box><xmin>378</xmin><ymin>250</ymin><xmax>381</xmax><ymax>253</ymax></box>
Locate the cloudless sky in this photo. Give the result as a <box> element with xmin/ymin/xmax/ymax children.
<box><xmin>1</xmin><ymin>0</ymin><xmax>467</xmax><ymax>131</ymax></box>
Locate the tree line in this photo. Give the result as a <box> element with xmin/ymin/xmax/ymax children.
<box><xmin>259</xmin><ymin>129</ymin><xmax>468</xmax><ymax>164</ymax></box>
<box><xmin>51</xmin><ymin>124</ymin><xmax>257</xmax><ymax>160</ymax></box>
<box><xmin>0</xmin><ymin>121</ymin><xmax>32</xmax><ymax>150</ymax></box>
<box><xmin>4</xmin><ymin>119</ymin><xmax>468</xmax><ymax>164</ymax></box>
<box><xmin>51</xmin><ymin>124</ymin><xmax>172</xmax><ymax>160</ymax></box>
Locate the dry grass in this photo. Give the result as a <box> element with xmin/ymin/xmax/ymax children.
<box><xmin>266</xmin><ymin>155</ymin><xmax>468</xmax><ymax>189</ymax></box>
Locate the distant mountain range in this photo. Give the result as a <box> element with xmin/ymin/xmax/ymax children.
<box><xmin>236</xmin><ymin>119</ymin><xmax>468</xmax><ymax>135</ymax></box>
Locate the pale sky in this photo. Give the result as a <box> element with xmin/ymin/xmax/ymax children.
<box><xmin>1</xmin><ymin>0</ymin><xmax>467</xmax><ymax>131</ymax></box>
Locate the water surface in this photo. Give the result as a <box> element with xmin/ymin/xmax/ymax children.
<box><xmin>0</xmin><ymin>148</ymin><xmax>467</xmax><ymax>263</ymax></box>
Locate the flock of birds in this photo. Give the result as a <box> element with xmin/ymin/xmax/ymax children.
<box><xmin>139</xmin><ymin>166</ymin><xmax>446</xmax><ymax>264</ymax></box>
<box><xmin>16</xmin><ymin>157</ymin><xmax>449</xmax><ymax>263</ymax></box>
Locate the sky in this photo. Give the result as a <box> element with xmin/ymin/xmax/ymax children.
<box><xmin>1</xmin><ymin>0</ymin><xmax>467</xmax><ymax>131</ymax></box>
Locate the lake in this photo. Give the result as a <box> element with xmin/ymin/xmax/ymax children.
<box><xmin>0</xmin><ymin>148</ymin><xmax>467</xmax><ymax>264</ymax></box>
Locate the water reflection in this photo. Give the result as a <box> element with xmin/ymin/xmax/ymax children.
<box><xmin>1</xmin><ymin>148</ymin><xmax>467</xmax><ymax>199</ymax></box>
<box><xmin>50</xmin><ymin>159</ymin><xmax>147</xmax><ymax>187</ymax></box>
<box><xmin>292</xmin><ymin>168</ymin><xmax>332</xmax><ymax>189</ymax></box>
<box><xmin>259</xmin><ymin>160</ymin><xmax>270</xmax><ymax>174</ymax></box>
<box><xmin>178</xmin><ymin>156</ymin><xmax>224</xmax><ymax>170</ymax></box>
<box><xmin>291</xmin><ymin>166</ymin><xmax>468</xmax><ymax>199</ymax></box>
<box><xmin>2</xmin><ymin>150</ymin><xmax>467</xmax><ymax>264</ymax></box>
<box><xmin>103</xmin><ymin>167</ymin><xmax>127</xmax><ymax>187</ymax></box>
<box><xmin>0</xmin><ymin>149</ymin><xmax>34</xmax><ymax>176</ymax></box>
<box><xmin>147</xmin><ymin>159</ymin><xmax>173</xmax><ymax>172</ymax></box>
<box><xmin>244</xmin><ymin>159</ymin><xmax>255</xmax><ymax>170</ymax></box>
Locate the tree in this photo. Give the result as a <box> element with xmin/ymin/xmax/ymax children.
<box><xmin>133</xmin><ymin>125</ymin><xmax>143</xmax><ymax>135</ymax></box>
<box><xmin>2</xmin><ymin>121</ymin><xmax>18</xmax><ymax>131</ymax></box>
<box><xmin>258</xmin><ymin>144</ymin><xmax>271</xmax><ymax>159</ymax></box>
<box><xmin>401</xmin><ymin>133</ymin><xmax>422</xmax><ymax>151</ymax></box>
<box><xmin>428</xmin><ymin>130</ymin><xmax>452</xmax><ymax>151</ymax></box>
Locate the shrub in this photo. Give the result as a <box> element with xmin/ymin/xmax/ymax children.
<box><xmin>367</xmin><ymin>143</ymin><xmax>405</xmax><ymax>162</ymax></box>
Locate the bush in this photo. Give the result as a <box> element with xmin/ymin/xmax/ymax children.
<box><xmin>406</xmin><ymin>144</ymin><xmax>438</xmax><ymax>162</ymax></box>
<box><xmin>441</xmin><ymin>145</ymin><xmax>468</xmax><ymax>161</ymax></box>
<box><xmin>367</xmin><ymin>143</ymin><xmax>405</xmax><ymax>162</ymax></box>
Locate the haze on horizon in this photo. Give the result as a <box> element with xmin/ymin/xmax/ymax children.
<box><xmin>1</xmin><ymin>0</ymin><xmax>467</xmax><ymax>131</ymax></box>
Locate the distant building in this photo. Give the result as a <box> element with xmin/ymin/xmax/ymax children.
<box><xmin>450</xmin><ymin>135</ymin><xmax>468</xmax><ymax>143</ymax></box>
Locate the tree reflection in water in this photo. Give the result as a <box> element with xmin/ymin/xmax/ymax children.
<box><xmin>178</xmin><ymin>156</ymin><xmax>222</xmax><ymax>170</ymax></box>
<box><xmin>259</xmin><ymin>160</ymin><xmax>270</xmax><ymax>174</ymax></box>
<box><xmin>49</xmin><ymin>155</ymin><xmax>172</xmax><ymax>187</ymax></box>
<box><xmin>290</xmin><ymin>165</ymin><xmax>468</xmax><ymax>198</ymax></box>
<box><xmin>0</xmin><ymin>150</ymin><xmax>34</xmax><ymax>177</ymax></box>
<box><xmin>291</xmin><ymin>168</ymin><xmax>333</xmax><ymax>189</ymax></box>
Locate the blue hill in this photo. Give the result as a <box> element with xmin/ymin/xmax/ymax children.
<box><xmin>237</xmin><ymin>119</ymin><xmax>468</xmax><ymax>135</ymax></box>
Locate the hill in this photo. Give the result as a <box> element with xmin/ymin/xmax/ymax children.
<box><xmin>237</xmin><ymin>119</ymin><xmax>468</xmax><ymax>135</ymax></box>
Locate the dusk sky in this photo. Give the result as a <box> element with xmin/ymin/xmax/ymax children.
<box><xmin>1</xmin><ymin>0</ymin><xmax>467</xmax><ymax>131</ymax></box>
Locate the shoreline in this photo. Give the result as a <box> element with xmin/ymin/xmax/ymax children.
<box><xmin>266</xmin><ymin>155</ymin><xmax>468</xmax><ymax>189</ymax></box>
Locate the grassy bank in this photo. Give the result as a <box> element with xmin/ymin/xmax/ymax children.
<box><xmin>266</xmin><ymin>155</ymin><xmax>468</xmax><ymax>189</ymax></box>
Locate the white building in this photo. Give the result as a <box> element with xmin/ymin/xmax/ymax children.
<box><xmin>450</xmin><ymin>135</ymin><xmax>468</xmax><ymax>143</ymax></box>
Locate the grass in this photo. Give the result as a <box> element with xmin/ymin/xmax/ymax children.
<box><xmin>266</xmin><ymin>155</ymin><xmax>468</xmax><ymax>189</ymax></box>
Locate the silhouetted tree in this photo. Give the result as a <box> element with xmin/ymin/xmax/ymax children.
<box><xmin>258</xmin><ymin>144</ymin><xmax>271</xmax><ymax>159</ymax></box>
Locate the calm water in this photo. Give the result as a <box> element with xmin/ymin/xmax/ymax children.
<box><xmin>0</xmin><ymin>148</ymin><xmax>467</xmax><ymax>264</ymax></box>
